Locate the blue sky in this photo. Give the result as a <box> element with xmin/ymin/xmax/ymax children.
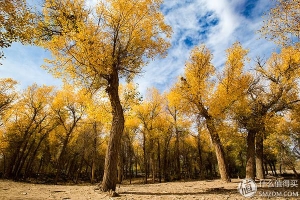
<box><xmin>0</xmin><ymin>0</ymin><xmax>278</xmax><ymax>95</ymax></box>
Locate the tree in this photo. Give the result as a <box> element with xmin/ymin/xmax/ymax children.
<box><xmin>51</xmin><ymin>84</ymin><xmax>87</xmax><ymax>184</ymax></box>
<box><xmin>165</xmin><ymin>88</ymin><xmax>190</xmax><ymax>180</ymax></box>
<box><xmin>118</xmin><ymin>83</ymin><xmax>141</xmax><ymax>183</ymax></box>
<box><xmin>0</xmin><ymin>0</ymin><xmax>34</xmax><ymax>62</ymax></box>
<box><xmin>84</xmin><ymin>91</ymin><xmax>111</xmax><ymax>184</ymax></box>
<box><xmin>260</xmin><ymin>0</ymin><xmax>300</xmax><ymax>46</ymax></box>
<box><xmin>233</xmin><ymin>46</ymin><xmax>300</xmax><ymax>179</ymax></box>
<box><xmin>264</xmin><ymin>115</ymin><xmax>299</xmax><ymax>178</ymax></box>
<box><xmin>290</xmin><ymin>104</ymin><xmax>300</xmax><ymax>159</ymax></box>
<box><xmin>175</xmin><ymin>45</ymin><xmax>231</xmax><ymax>182</ymax></box>
<box><xmin>215</xmin><ymin>42</ymin><xmax>258</xmax><ymax>180</ymax></box>
<box><xmin>2</xmin><ymin>84</ymin><xmax>55</xmax><ymax>179</ymax></box>
<box><xmin>134</xmin><ymin>88</ymin><xmax>164</xmax><ymax>183</ymax></box>
<box><xmin>37</xmin><ymin>0</ymin><xmax>171</xmax><ymax>191</ymax></box>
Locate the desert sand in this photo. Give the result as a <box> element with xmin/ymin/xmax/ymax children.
<box><xmin>0</xmin><ymin>178</ymin><xmax>299</xmax><ymax>199</ymax></box>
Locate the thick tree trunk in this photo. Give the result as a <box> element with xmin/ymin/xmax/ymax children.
<box><xmin>205</xmin><ymin>117</ymin><xmax>231</xmax><ymax>182</ymax></box>
<box><xmin>117</xmin><ymin>150</ymin><xmax>123</xmax><ymax>183</ymax></box>
<box><xmin>101</xmin><ymin>72</ymin><xmax>124</xmax><ymax>192</ymax></box>
<box><xmin>256</xmin><ymin>131</ymin><xmax>264</xmax><ymax>179</ymax></box>
<box><xmin>246</xmin><ymin>130</ymin><xmax>256</xmax><ymax>180</ymax></box>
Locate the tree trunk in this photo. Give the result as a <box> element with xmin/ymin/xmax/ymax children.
<box><xmin>163</xmin><ymin>142</ymin><xmax>169</xmax><ymax>182</ymax></box>
<box><xmin>206</xmin><ymin>117</ymin><xmax>231</xmax><ymax>182</ymax></box>
<box><xmin>91</xmin><ymin>122</ymin><xmax>98</xmax><ymax>184</ymax></box>
<box><xmin>101</xmin><ymin>72</ymin><xmax>124</xmax><ymax>192</ymax></box>
<box><xmin>246</xmin><ymin>130</ymin><xmax>256</xmax><ymax>180</ymax></box>
<box><xmin>117</xmin><ymin>150</ymin><xmax>123</xmax><ymax>183</ymax></box>
<box><xmin>24</xmin><ymin>132</ymin><xmax>49</xmax><ymax>179</ymax></box>
<box><xmin>197</xmin><ymin>132</ymin><xmax>204</xmax><ymax>179</ymax></box>
<box><xmin>91</xmin><ymin>122</ymin><xmax>97</xmax><ymax>184</ymax></box>
<box><xmin>75</xmin><ymin>154</ymin><xmax>84</xmax><ymax>184</ymax></box>
<box><xmin>175</xmin><ymin>128</ymin><xmax>181</xmax><ymax>180</ymax></box>
<box><xmin>150</xmin><ymin>139</ymin><xmax>155</xmax><ymax>183</ymax></box>
<box><xmin>3</xmin><ymin>154</ymin><xmax>6</xmax><ymax>176</ymax></box>
<box><xmin>54</xmin><ymin>133</ymin><xmax>71</xmax><ymax>184</ymax></box>
<box><xmin>129</xmin><ymin>144</ymin><xmax>132</xmax><ymax>184</ymax></box>
<box><xmin>135</xmin><ymin>149</ymin><xmax>138</xmax><ymax>178</ymax></box>
<box><xmin>272</xmin><ymin>162</ymin><xmax>277</xmax><ymax>176</ymax></box>
<box><xmin>163</xmin><ymin>133</ymin><xmax>171</xmax><ymax>182</ymax></box>
<box><xmin>143</xmin><ymin>131</ymin><xmax>147</xmax><ymax>184</ymax></box>
<box><xmin>264</xmin><ymin>162</ymin><xmax>268</xmax><ymax>175</ymax></box>
<box><xmin>256</xmin><ymin>131</ymin><xmax>264</xmax><ymax>179</ymax></box>
<box><xmin>269</xmin><ymin>162</ymin><xmax>274</xmax><ymax>175</ymax></box>
<box><xmin>15</xmin><ymin>138</ymin><xmax>37</xmax><ymax>180</ymax></box>
<box><xmin>157</xmin><ymin>140</ymin><xmax>161</xmax><ymax>183</ymax></box>
<box><xmin>12</xmin><ymin>138</ymin><xmax>30</xmax><ymax>179</ymax></box>
<box><xmin>291</xmin><ymin>167</ymin><xmax>299</xmax><ymax>178</ymax></box>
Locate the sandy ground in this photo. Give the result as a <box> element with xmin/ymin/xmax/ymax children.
<box><xmin>0</xmin><ymin>178</ymin><xmax>299</xmax><ymax>199</ymax></box>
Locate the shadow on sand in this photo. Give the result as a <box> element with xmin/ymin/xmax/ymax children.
<box><xmin>120</xmin><ymin>188</ymin><xmax>237</xmax><ymax>196</ymax></box>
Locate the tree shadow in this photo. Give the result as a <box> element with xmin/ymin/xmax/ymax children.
<box><xmin>120</xmin><ymin>188</ymin><xmax>237</xmax><ymax>196</ymax></box>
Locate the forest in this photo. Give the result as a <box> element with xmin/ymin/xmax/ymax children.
<box><xmin>0</xmin><ymin>0</ymin><xmax>300</xmax><ymax>193</ymax></box>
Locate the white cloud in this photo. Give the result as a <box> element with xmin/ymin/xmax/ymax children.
<box><xmin>1</xmin><ymin>0</ymin><xmax>278</xmax><ymax>95</ymax></box>
<box><xmin>135</xmin><ymin>0</ymin><xmax>277</xmax><ymax>95</ymax></box>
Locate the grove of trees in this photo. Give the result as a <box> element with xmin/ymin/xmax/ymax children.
<box><xmin>0</xmin><ymin>0</ymin><xmax>299</xmax><ymax>193</ymax></box>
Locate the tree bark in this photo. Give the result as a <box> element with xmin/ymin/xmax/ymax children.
<box><xmin>117</xmin><ymin>149</ymin><xmax>123</xmax><ymax>183</ymax></box>
<box><xmin>205</xmin><ymin>117</ymin><xmax>231</xmax><ymax>182</ymax></box>
<box><xmin>101</xmin><ymin>71</ymin><xmax>124</xmax><ymax>192</ymax></box>
<box><xmin>256</xmin><ymin>131</ymin><xmax>264</xmax><ymax>179</ymax></box>
<box><xmin>246</xmin><ymin>130</ymin><xmax>256</xmax><ymax>180</ymax></box>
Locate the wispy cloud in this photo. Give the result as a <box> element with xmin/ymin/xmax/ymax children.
<box><xmin>135</xmin><ymin>0</ymin><xmax>278</xmax><ymax>95</ymax></box>
<box><xmin>0</xmin><ymin>0</ymin><xmax>278</xmax><ymax>95</ymax></box>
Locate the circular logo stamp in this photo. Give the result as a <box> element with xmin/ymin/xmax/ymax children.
<box><xmin>238</xmin><ymin>178</ymin><xmax>257</xmax><ymax>197</ymax></box>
